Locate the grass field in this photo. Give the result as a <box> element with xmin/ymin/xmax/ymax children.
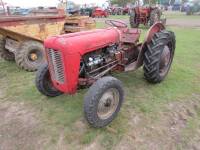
<box><xmin>0</xmin><ymin>13</ymin><xmax>200</xmax><ymax>150</ymax></box>
<box><xmin>107</xmin><ymin>11</ymin><xmax>200</xmax><ymax>20</ymax></box>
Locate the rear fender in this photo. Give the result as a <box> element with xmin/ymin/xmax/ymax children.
<box><xmin>135</xmin><ymin>22</ymin><xmax>165</xmax><ymax>68</ymax></box>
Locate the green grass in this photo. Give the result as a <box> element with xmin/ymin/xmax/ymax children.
<box><xmin>107</xmin><ymin>11</ymin><xmax>200</xmax><ymax>20</ymax></box>
<box><xmin>1</xmin><ymin>17</ymin><xmax>200</xmax><ymax>149</ymax></box>
<box><xmin>96</xmin><ymin>21</ymin><xmax>106</xmax><ymax>28</ymax></box>
<box><xmin>108</xmin><ymin>15</ymin><xmax>129</xmax><ymax>20</ymax></box>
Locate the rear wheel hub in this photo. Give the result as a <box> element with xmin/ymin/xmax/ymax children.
<box><xmin>29</xmin><ymin>53</ymin><xmax>38</xmax><ymax>61</ymax></box>
<box><xmin>159</xmin><ymin>45</ymin><xmax>171</xmax><ymax>76</ymax></box>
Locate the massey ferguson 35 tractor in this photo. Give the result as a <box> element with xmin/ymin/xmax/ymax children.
<box><xmin>130</xmin><ymin>6</ymin><xmax>162</xmax><ymax>28</ymax></box>
<box><xmin>36</xmin><ymin>20</ymin><xmax>176</xmax><ymax>128</ymax></box>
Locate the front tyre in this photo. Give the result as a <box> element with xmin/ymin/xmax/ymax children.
<box><xmin>84</xmin><ymin>76</ymin><xmax>124</xmax><ymax>128</ymax></box>
<box><xmin>35</xmin><ymin>63</ymin><xmax>63</xmax><ymax>97</ymax></box>
<box><xmin>143</xmin><ymin>30</ymin><xmax>176</xmax><ymax>83</ymax></box>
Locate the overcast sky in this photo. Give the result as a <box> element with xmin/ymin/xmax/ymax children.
<box><xmin>3</xmin><ymin>0</ymin><xmax>107</xmax><ymax>7</ymax></box>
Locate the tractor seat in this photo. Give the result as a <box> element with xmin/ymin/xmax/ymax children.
<box><xmin>121</xmin><ymin>28</ymin><xmax>141</xmax><ymax>44</ymax></box>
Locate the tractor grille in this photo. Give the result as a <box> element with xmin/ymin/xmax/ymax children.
<box><xmin>47</xmin><ymin>49</ymin><xmax>65</xmax><ymax>84</ymax></box>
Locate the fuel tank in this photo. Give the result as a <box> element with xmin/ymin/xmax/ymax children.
<box><xmin>44</xmin><ymin>28</ymin><xmax>120</xmax><ymax>94</ymax></box>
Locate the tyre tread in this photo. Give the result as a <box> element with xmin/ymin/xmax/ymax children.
<box><xmin>143</xmin><ymin>30</ymin><xmax>176</xmax><ymax>83</ymax></box>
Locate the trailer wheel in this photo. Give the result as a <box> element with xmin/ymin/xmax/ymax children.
<box><xmin>36</xmin><ymin>63</ymin><xmax>63</xmax><ymax>97</ymax></box>
<box><xmin>150</xmin><ymin>9</ymin><xmax>161</xmax><ymax>26</ymax></box>
<box><xmin>84</xmin><ymin>76</ymin><xmax>124</xmax><ymax>128</ymax></box>
<box><xmin>15</xmin><ymin>40</ymin><xmax>45</xmax><ymax>71</ymax></box>
<box><xmin>143</xmin><ymin>30</ymin><xmax>176</xmax><ymax>83</ymax></box>
<box><xmin>0</xmin><ymin>37</ymin><xmax>15</xmax><ymax>61</ymax></box>
<box><xmin>130</xmin><ymin>11</ymin><xmax>139</xmax><ymax>28</ymax></box>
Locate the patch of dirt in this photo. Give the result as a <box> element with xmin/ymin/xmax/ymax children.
<box><xmin>167</xmin><ymin>19</ymin><xmax>200</xmax><ymax>28</ymax></box>
<box><xmin>0</xmin><ymin>89</ymin><xmax>5</xmax><ymax>99</ymax></box>
<box><xmin>115</xmin><ymin>94</ymin><xmax>200</xmax><ymax>150</ymax></box>
<box><xmin>74</xmin><ymin>118</ymin><xmax>88</xmax><ymax>135</ymax></box>
<box><xmin>57</xmin><ymin>129</ymin><xmax>68</xmax><ymax>150</ymax></box>
<box><xmin>83</xmin><ymin>137</ymin><xmax>103</xmax><ymax>150</ymax></box>
<box><xmin>0</xmin><ymin>101</ymin><xmax>48</xmax><ymax>150</ymax></box>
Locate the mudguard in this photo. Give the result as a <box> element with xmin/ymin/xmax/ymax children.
<box><xmin>135</xmin><ymin>22</ymin><xmax>165</xmax><ymax>68</ymax></box>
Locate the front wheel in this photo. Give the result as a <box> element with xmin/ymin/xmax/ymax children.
<box><xmin>35</xmin><ymin>63</ymin><xmax>63</xmax><ymax>97</ymax></box>
<box><xmin>143</xmin><ymin>30</ymin><xmax>176</xmax><ymax>83</ymax></box>
<box><xmin>84</xmin><ymin>76</ymin><xmax>124</xmax><ymax>128</ymax></box>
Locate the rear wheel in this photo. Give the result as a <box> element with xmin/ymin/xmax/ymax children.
<box><xmin>130</xmin><ymin>11</ymin><xmax>139</xmax><ymax>28</ymax></box>
<box><xmin>36</xmin><ymin>63</ymin><xmax>63</xmax><ymax>97</ymax></box>
<box><xmin>15</xmin><ymin>40</ymin><xmax>46</xmax><ymax>71</ymax></box>
<box><xmin>0</xmin><ymin>37</ymin><xmax>15</xmax><ymax>61</ymax></box>
<box><xmin>143</xmin><ymin>30</ymin><xmax>176</xmax><ymax>83</ymax></box>
<box><xmin>84</xmin><ymin>76</ymin><xmax>124</xmax><ymax>128</ymax></box>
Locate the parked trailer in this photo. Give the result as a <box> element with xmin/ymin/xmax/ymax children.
<box><xmin>0</xmin><ymin>11</ymin><xmax>95</xmax><ymax>71</ymax></box>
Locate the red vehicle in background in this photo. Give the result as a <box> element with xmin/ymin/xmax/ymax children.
<box><xmin>122</xmin><ymin>7</ymin><xmax>130</xmax><ymax>15</ymax></box>
<box><xmin>92</xmin><ymin>7</ymin><xmax>109</xmax><ymax>18</ymax></box>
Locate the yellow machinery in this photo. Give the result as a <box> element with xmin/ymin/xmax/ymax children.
<box><xmin>0</xmin><ymin>1</ymin><xmax>96</xmax><ymax>71</ymax></box>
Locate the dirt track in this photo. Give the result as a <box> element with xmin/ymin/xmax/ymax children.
<box><xmin>166</xmin><ymin>19</ymin><xmax>200</xmax><ymax>28</ymax></box>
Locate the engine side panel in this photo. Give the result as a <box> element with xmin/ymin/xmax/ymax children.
<box><xmin>44</xmin><ymin>28</ymin><xmax>120</xmax><ymax>94</ymax></box>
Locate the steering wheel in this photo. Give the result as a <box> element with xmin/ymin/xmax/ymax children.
<box><xmin>105</xmin><ymin>20</ymin><xmax>128</xmax><ymax>28</ymax></box>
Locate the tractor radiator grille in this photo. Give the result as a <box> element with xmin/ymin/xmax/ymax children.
<box><xmin>47</xmin><ymin>49</ymin><xmax>65</xmax><ymax>84</ymax></box>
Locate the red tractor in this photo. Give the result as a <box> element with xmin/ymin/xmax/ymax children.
<box><xmin>130</xmin><ymin>6</ymin><xmax>162</xmax><ymax>28</ymax></box>
<box><xmin>91</xmin><ymin>7</ymin><xmax>109</xmax><ymax>18</ymax></box>
<box><xmin>122</xmin><ymin>7</ymin><xmax>130</xmax><ymax>15</ymax></box>
<box><xmin>35</xmin><ymin>20</ymin><xmax>176</xmax><ymax>128</ymax></box>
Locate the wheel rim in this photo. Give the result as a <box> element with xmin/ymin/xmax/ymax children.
<box><xmin>27</xmin><ymin>49</ymin><xmax>43</xmax><ymax>65</ymax></box>
<box><xmin>97</xmin><ymin>88</ymin><xmax>120</xmax><ymax>120</ymax></box>
<box><xmin>159</xmin><ymin>45</ymin><xmax>171</xmax><ymax>77</ymax></box>
<box><xmin>30</xmin><ymin>52</ymin><xmax>38</xmax><ymax>61</ymax></box>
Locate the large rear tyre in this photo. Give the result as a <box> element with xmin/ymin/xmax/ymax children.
<box><xmin>15</xmin><ymin>40</ymin><xmax>46</xmax><ymax>72</ymax></box>
<box><xmin>84</xmin><ymin>76</ymin><xmax>124</xmax><ymax>128</ymax></box>
<box><xmin>130</xmin><ymin>11</ymin><xmax>139</xmax><ymax>28</ymax></box>
<box><xmin>150</xmin><ymin>9</ymin><xmax>161</xmax><ymax>26</ymax></box>
<box><xmin>143</xmin><ymin>30</ymin><xmax>176</xmax><ymax>83</ymax></box>
<box><xmin>0</xmin><ymin>37</ymin><xmax>15</xmax><ymax>61</ymax></box>
<box><xmin>36</xmin><ymin>63</ymin><xmax>63</xmax><ymax>97</ymax></box>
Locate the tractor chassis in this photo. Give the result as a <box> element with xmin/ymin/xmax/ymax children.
<box><xmin>36</xmin><ymin>21</ymin><xmax>176</xmax><ymax>128</ymax></box>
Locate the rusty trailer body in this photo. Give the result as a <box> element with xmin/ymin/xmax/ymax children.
<box><xmin>0</xmin><ymin>11</ymin><xmax>96</xmax><ymax>71</ymax></box>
